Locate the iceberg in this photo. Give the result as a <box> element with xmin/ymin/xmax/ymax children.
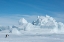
<box><xmin>0</xmin><ymin>15</ymin><xmax>64</xmax><ymax>34</ymax></box>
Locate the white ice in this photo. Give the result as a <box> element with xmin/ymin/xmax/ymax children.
<box><xmin>0</xmin><ymin>15</ymin><xmax>64</xmax><ymax>42</ymax></box>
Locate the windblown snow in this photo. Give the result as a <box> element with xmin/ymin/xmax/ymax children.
<box><xmin>0</xmin><ymin>15</ymin><xmax>64</xmax><ymax>35</ymax></box>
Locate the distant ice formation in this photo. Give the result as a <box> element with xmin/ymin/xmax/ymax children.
<box><xmin>0</xmin><ymin>15</ymin><xmax>64</xmax><ymax>34</ymax></box>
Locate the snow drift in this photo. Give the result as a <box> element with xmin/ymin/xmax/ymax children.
<box><xmin>0</xmin><ymin>15</ymin><xmax>64</xmax><ymax>34</ymax></box>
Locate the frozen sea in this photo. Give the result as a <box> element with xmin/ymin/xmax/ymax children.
<box><xmin>0</xmin><ymin>15</ymin><xmax>64</xmax><ymax>42</ymax></box>
<box><xmin>0</xmin><ymin>33</ymin><xmax>64</xmax><ymax>42</ymax></box>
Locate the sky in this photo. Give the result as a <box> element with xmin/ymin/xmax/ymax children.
<box><xmin>0</xmin><ymin>0</ymin><xmax>64</xmax><ymax>26</ymax></box>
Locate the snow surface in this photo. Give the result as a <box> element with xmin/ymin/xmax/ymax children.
<box><xmin>0</xmin><ymin>33</ymin><xmax>64</xmax><ymax>42</ymax></box>
<box><xmin>0</xmin><ymin>15</ymin><xmax>64</xmax><ymax>42</ymax></box>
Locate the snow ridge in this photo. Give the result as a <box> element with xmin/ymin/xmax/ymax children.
<box><xmin>0</xmin><ymin>15</ymin><xmax>64</xmax><ymax>35</ymax></box>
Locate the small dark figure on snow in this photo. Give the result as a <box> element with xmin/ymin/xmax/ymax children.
<box><xmin>5</xmin><ymin>34</ymin><xmax>9</xmax><ymax>38</ymax></box>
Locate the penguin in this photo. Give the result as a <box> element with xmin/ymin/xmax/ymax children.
<box><xmin>5</xmin><ymin>34</ymin><xmax>9</xmax><ymax>38</ymax></box>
